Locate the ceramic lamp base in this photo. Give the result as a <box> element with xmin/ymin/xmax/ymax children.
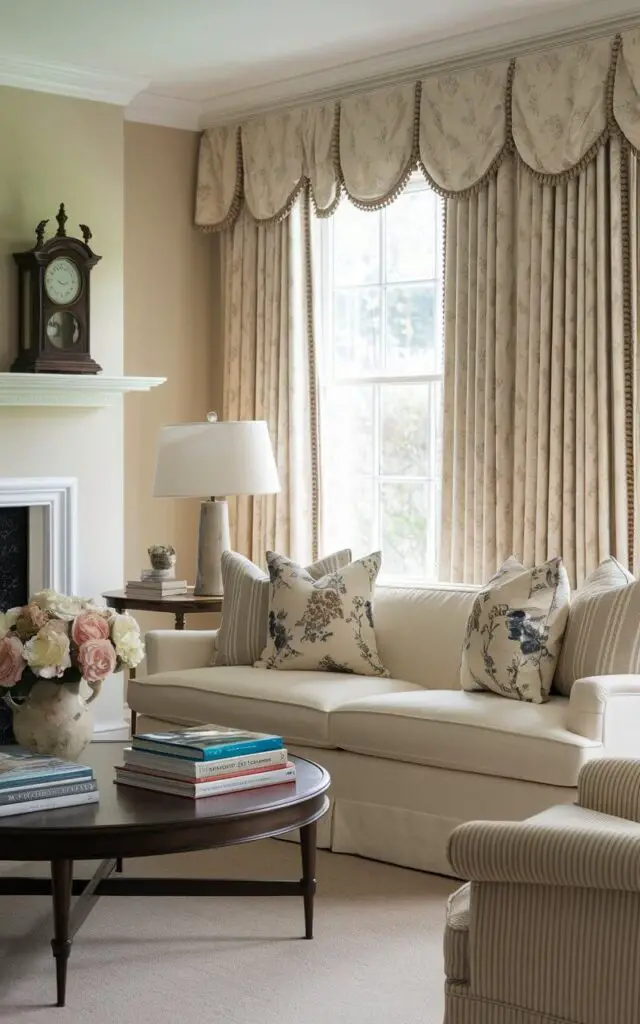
<box><xmin>194</xmin><ymin>498</ymin><xmax>230</xmax><ymax>596</ymax></box>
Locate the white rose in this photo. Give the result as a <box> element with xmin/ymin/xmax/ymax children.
<box><xmin>32</xmin><ymin>589</ymin><xmax>86</xmax><ymax>621</ymax></box>
<box><xmin>111</xmin><ymin>613</ymin><xmax>141</xmax><ymax>644</ymax></box>
<box><xmin>114</xmin><ymin>630</ymin><xmax>145</xmax><ymax>669</ymax></box>
<box><xmin>0</xmin><ymin>607</ymin><xmax>20</xmax><ymax>639</ymax></box>
<box><xmin>24</xmin><ymin>623</ymin><xmax>71</xmax><ymax>678</ymax></box>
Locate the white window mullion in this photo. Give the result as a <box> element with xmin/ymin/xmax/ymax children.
<box><xmin>373</xmin><ymin>383</ymin><xmax>382</xmax><ymax>553</ymax></box>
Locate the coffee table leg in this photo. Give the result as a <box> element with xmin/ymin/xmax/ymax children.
<box><xmin>300</xmin><ymin>821</ymin><xmax>317</xmax><ymax>939</ymax></box>
<box><xmin>50</xmin><ymin>859</ymin><xmax>73</xmax><ymax>1007</ymax></box>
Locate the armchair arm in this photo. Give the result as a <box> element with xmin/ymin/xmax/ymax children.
<box><xmin>145</xmin><ymin>629</ymin><xmax>218</xmax><ymax>675</ymax></box>
<box><xmin>567</xmin><ymin>674</ymin><xmax>640</xmax><ymax>753</ymax></box>
<box><xmin>447</xmin><ymin>814</ymin><xmax>640</xmax><ymax>892</ymax></box>
<box><xmin>578</xmin><ymin>758</ymin><xmax>640</xmax><ymax>822</ymax></box>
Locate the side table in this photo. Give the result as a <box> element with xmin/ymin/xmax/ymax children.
<box><xmin>102</xmin><ymin>590</ymin><xmax>223</xmax><ymax>735</ymax></box>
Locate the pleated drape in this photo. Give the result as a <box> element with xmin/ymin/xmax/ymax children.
<box><xmin>440</xmin><ymin>141</ymin><xmax>635</xmax><ymax>585</ymax></box>
<box><xmin>221</xmin><ymin>205</ymin><xmax>315</xmax><ymax>565</ymax></box>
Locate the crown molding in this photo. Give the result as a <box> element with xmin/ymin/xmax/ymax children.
<box><xmin>200</xmin><ymin>3</ymin><xmax>640</xmax><ymax>126</ymax></box>
<box><xmin>125</xmin><ymin>91</ymin><xmax>202</xmax><ymax>131</ymax></box>
<box><xmin>0</xmin><ymin>55</ymin><xmax>149</xmax><ymax>105</ymax></box>
<box><xmin>0</xmin><ymin>1</ymin><xmax>638</xmax><ymax>130</ymax></box>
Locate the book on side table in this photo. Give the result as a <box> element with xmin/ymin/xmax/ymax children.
<box><xmin>0</xmin><ymin>749</ymin><xmax>99</xmax><ymax>817</ymax></box>
<box><xmin>115</xmin><ymin>726</ymin><xmax>296</xmax><ymax>799</ymax></box>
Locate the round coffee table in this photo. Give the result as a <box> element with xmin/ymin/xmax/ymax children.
<box><xmin>0</xmin><ymin>746</ymin><xmax>330</xmax><ymax>1008</ymax></box>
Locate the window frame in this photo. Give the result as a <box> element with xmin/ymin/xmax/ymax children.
<box><xmin>314</xmin><ymin>175</ymin><xmax>445</xmax><ymax>585</ymax></box>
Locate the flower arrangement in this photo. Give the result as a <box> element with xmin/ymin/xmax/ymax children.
<box><xmin>0</xmin><ymin>589</ymin><xmax>144</xmax><ymax>701</ymax></box>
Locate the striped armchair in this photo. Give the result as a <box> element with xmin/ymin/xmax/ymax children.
<box><xmin>443</xmin><ymin>759</ymin><xmax>640</xmax><ymax>1024</ymax></box>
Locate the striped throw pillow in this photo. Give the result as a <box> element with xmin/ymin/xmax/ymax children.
<box><xmin>553</xmin><ymin>557</ymin><xmax>636</xmax><ymax>696</ymax></box>
<box><xmin>213</xmin><ymin>548</ymin><xmax>352</xmax><ymax>667</ymax></box>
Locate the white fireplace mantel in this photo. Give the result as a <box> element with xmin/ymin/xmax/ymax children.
<box><xmin>0</xmin><ymin>373</ymin><xmax>166</xmax><ymax>408</ymax></box>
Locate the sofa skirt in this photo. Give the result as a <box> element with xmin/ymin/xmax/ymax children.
<box><xmin>445</xmin><ymin>985</ymin><xmax>575</xmax><ymax>1024</ymax></box>
<box><xmin>134</xmin><ymin>716</ymin><xmax>576</xmax><ymax>875</ymax></box>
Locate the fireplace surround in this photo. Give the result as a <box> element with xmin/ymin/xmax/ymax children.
<box><xmin>0</xmin><ymin>477</ymin><xmax>77</xmax><ymax>598</ymax></box>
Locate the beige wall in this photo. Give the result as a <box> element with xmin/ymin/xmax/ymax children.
<box><xmin>123</xmin><ymin>122</ymin><xmax>222</xmax><ymax>634</ymax></box>
<box><xmin>0</xmin><ymin>87</ymin><xmax>125</xmax><ymax>728</ymax></box>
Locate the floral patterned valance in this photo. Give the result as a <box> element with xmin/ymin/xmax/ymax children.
<box><xmin>196</xmin><ymin>29</ymin><xmax>640</xmax><ymax>229</ymax></box>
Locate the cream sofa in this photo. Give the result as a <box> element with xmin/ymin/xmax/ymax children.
<box><xmin>443</xmin><ymin>758</ymin><xmax>640</xmax><ymax>1024</ymax></box>
<box><xmin>127</xmin><ymin>583</ymin><xmax>640</xmax><ymax>875</ymax></box>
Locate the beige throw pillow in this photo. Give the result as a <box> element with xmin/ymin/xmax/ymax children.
<box><xmin>461</xmin><ymin>556</ymin><xmax>570</xmax><ymax>704</ymax></box>
<box><xmin>214</xmin><ymin>548</ymin><xmax>352</xmax><ymax>667</ymax></box>
<box><xmin>553</xmin><ymin>556</ymin><xmax>636</xmax><ymax>696</ymax></box>
<box><xmin>256</xmin><ymin>551</ymin><xmax>389</xmax><ymax>677</ymax></box>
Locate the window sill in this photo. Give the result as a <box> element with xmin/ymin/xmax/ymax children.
<box><xmin>0</xmin><ymin>373</ymin><xmax>166</xmax><ymax>408</ymax></box>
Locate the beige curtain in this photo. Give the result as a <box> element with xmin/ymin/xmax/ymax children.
<box><xmin>222</xmin><ymin>204</ymin><xmax>315</xmax><ymax>565</ymax></box>
<box><xmin>440</xmin><ymin>140</ymin><xmax>635</xmax><ymax>586</ymax></box>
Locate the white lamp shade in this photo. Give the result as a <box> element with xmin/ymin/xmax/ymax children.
<box><xmin>153</xmin><ymin>419</ymin><xmax>280</xmax><ymax>498</ymax></box>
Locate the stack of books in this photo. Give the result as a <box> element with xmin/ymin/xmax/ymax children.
<box><xmin>0</xmin><ymin>750</ymin><xmax>99</xmax><ymax>817</ymax></box>
<box><xmin>115</xmin><ymin>727</ymin><xmax>295</xmax><ymax>799</ymax></box>
<box><xmin>125</xmin><ymin>570</ymin><xmax>188</xmax><ymax>598</ymax></box>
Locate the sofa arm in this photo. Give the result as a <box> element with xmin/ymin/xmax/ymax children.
<box><xmin>145</xmin><ymin>629</ymin><xmax>218</xmax><ymax>675</ymax></box>
<box><xmin>447</xmin><ymin>815</ymin><xmax>640</xmax><ymax>892</ymax></box>
<box><xmin>578</xmin><ymin>758</ymin><xmax>640</xmax><ymax>822</ymax></box>
<box><xmin>567</xmin><ymin>674</ymin><xmax>640</xmax><ymax>753</ymax></box>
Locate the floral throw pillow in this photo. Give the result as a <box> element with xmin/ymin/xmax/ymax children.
<box><xmin>460</xmin><ymin>556</ymin><xmax>570</xmax><ymax>704</ymax></box>
<box><xmin>256</xmin><ymin>551</ymin><xmax>389</xmax><ymax>677</ymax></box>
<box><xmin>213</xmin><ymin>548</ymin><xmax>352</xmax><ymax>667</ymax></box>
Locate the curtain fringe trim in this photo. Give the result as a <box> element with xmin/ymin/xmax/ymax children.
<box><xmin>302</xmin><ymin>185</ymin><xmax>320</xmax><ymax>562</ymax></box>
<box><xmin>620</xmin><ymin>138</ymin><xmax>636</xmax><ymax>572</ymax></box>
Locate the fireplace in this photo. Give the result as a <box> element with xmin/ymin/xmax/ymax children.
<box><xmin>0</xmin><ymin>507</ymin><xmax>29</xmax><ymax>611</ymax></box>
<box><xmin>0</xmin><ymin>478</ymin><xmax>78</xmax><ymax>741</ymax></box>
<box><xmin>0</xmin><ymin>478</ymin><xmax>77</xmax><ymax>603</ymax></box>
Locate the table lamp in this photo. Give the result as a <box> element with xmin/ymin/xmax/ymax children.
<box><xmin>153</xmin><ymin>414</ymin><xmax>280</xmax><ymax>596</ymax></box>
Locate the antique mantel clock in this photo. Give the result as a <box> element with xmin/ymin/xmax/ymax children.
<box><xmin>12</xmin><ymin>203</ymin><xmax>102</xmax><ymax>374</ymax></box>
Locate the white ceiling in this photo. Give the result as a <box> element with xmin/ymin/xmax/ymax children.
<box><xmin>0</xmin><ymin>0</ymin><xmax>638</xmax><ymax>128</ymax></box>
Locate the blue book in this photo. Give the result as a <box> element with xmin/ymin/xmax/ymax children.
<box><xmin>0</xmin><ymin>749</ymin><xmax>93</xmax><ymax>789</ymax></box>
<box><xmin>132</xmin><ymin>727</ymin><xmax>284</xmax><ymax>762</ymax></box>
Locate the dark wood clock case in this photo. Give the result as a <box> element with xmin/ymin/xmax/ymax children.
<box><xmin>12</xmin><ymin>204</ymin><xmax>102</xmax><ymax>374</ymax></box>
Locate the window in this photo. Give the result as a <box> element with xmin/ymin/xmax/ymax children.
<box><xmin>316</xmin><ymin>178</ymin><xmax>444</xmax><ymax>583</ymax></box>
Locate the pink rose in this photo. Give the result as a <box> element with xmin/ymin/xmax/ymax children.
<box><xmin>72</xmin><ymin>611</ymin><xmax>110</xmax><ymax>646</ymax></box>
<box><xmin>77</xmin><ymin>638</ymin><xmax>116</xmax><ymax>683</ymax></box>
<box><xmin>0</xmin><ymin>635</ymin><xmax>25</xmax><ymax>687</ymax></box>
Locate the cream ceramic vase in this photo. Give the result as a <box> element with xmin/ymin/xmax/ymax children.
<box><xmin>7</xmin><ymin>679</ymin><xmax>99</xmax><ymax>760</ymax></box>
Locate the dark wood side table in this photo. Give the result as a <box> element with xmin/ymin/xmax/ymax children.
<box><xmin>102</xmin><ymin>590</ymin><xmax>223</xmax><ymax>734</ymax></box>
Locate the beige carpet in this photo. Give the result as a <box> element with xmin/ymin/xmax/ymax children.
<box><xmin>0</xmin><ymin>841</ymin><xmax>456</xmax><ymax>1024</ymax></box>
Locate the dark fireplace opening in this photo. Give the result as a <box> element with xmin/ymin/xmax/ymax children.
<box><xmin>0</xmin><ymin>507</ymin><xmax>29</xmax><ymax>613</ymax></box>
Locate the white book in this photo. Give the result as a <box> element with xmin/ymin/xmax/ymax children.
<box><xmin>125</xmin><ymin>582</ymin><xmax>188</xmax><ymax>594</ymax></box>
<box><xmin>127</xmin><ymin>578</ymin><xmax>187</xmax><ymax>587</ymax></box>
<box><xmin>115</xmin><ymin>763</ymin><xmax>296</xmax><ymax>798</ymax></box>
<box><xmin>123</xmin><ymin>745</ymin><xmax>288</xmax><ymax>780</ymax></box>
<box><xmin>0</xmin><ymin>789</ymin><xmax>99</xmax><ymax>818</ymax></box>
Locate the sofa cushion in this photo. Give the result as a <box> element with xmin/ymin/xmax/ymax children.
<box><xmin>444</xmin><ymin>883</ymin><xmax>470</xmax><ymax>982</ymax></box>
<box><xmin>215</xmin><ymin>548</ymin><xmax>352</xmax><ymax>667</ymax></box>
<box><xmin>554</xmin><ymin>557</ymin><xmax>637</xmax><ymax>696</ymax></box>
<box><xmin>128</xmin><ymin>666</ymin><xmax>420</xmax><ymax>748</ymax></box>
<box><xmin>257</xmin><ymin>551</ymin><xmax>389</xmax><ymax>677</ymax></box>
<box><xmin>329</xmin><ymin>690</ymin><xmax>600</xmax><ymax>786</ymax></box>
<box><xmin>461</xmin><ymin>557</ymin><xmax>570</xmax><ymax>704</ymax></box>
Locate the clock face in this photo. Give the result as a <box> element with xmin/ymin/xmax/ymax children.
<box><xmin>44</xmin><ymin>257</ymin><xmax>82</xmax><ymax>305</ymax></box>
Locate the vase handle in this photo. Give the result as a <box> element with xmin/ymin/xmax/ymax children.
<box><xmin>85</xmin><ymin>680</ymin><xmax>102</xmax><ymax>705</ymax></box>
<box><xmin>3</xmin><ymin>693</ymin><xmax>22</xmax><ymax>712</ymax></box>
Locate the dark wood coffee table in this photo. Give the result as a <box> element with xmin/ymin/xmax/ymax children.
<box><xmin>0</xmin><ymin>745</ymin><xmax>330</xmax><ymax>1008</ymax></box>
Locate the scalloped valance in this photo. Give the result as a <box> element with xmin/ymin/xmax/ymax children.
<box><xmin>196</xmin><ymin>28</ymin><xmax>640</xmax><ymax>230</ymax></box>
